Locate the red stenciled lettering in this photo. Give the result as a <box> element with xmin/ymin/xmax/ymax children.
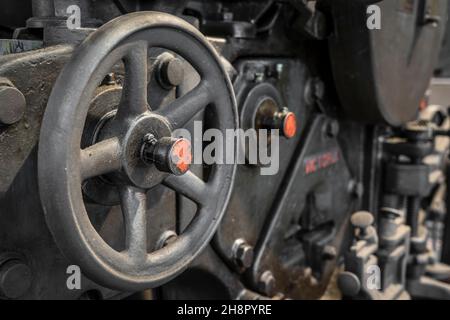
<box><xmin>304</xmin><ymin>150</ymin><xmax>340</xmax><ymax>175</ymax></box>
<box><xmin>305</xmin><ymin>158</ymin><xmax>317</xmax><ymax>174</ymax></box>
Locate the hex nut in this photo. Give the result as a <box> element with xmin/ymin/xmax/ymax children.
<box><xmin>258</xmin><ymin>270</ymin><xmax>276</xmax><ymax>297</ymax></box>
<box><xmin>232</xmin><ymin>239</ymin><xmax>254</xmax><ymax>269</ymax></box>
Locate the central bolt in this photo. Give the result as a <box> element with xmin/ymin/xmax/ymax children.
<box><xmin>256</xmin><ymin>105</ymin><xmax>297</xmax><ymax>139</ymax></box>
<box><xmin>141</xmin><ymin>134</ymin><xmax>192</xmax><ymax>175</ymax></box>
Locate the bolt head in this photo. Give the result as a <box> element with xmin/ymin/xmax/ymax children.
<box><xmin>102</xmin><ymin>73</ymin><xmax>117</xmax><ymax>86</ymax></box>
<box><xmin>222</xmin><ymin>12</ymin><xmax>234</xmax><ymax>22</ymax></box>
<box><xmin>314</xmin><ymin>79</ymin><xmax>325</xmax><ymax>99</ymax></box>
<box><xmin>258</xmin><ymin>270</ymin><xmax>276</xmax><ymax>297</ymax></box>
<box><xmin>338</xmin><ymin>271</ymin><xmax>361</xmax><ymax>297</ymax></box>
<box><xmin>322</xmin><ymin>245</ymin><xmax>337</xmax><ymax>260</ymax></box>
<box><xmin>324</xmin><ymin>120</ymin><xmax>339</xmax><ymax>138</ymax></box>
<box><xmin>0</xmin><ymin>86</ymin><xmax>26</xmax><ymax>125</ymax></box>
<box><xmin>143</xmin><ymin>133</ymin><xmax>157</xmax><ymax>145</ymax></box>
<box><xmin>234</xmin><ymin>242</ymin><xmax>254</xmax><ymax>269</ymax></box>
<box><xmin>348</xmin><ymin>180</ymin><xmax>364</xmax><ymax>199</ymax></box>
<box><xmin>159</xmin><ymin>57</ymin><xmax>184</xmax><ymax>88</ymax></box>
<box><xmin>0</xmin><ymin>260</ymin><xmax>32</xmax><ymax>299</ymax></box>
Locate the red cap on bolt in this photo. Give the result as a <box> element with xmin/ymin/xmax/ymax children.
<box><xmin>169</xmin><ymin>138</ymin><xmax>192</xmax><ymax>174</ymax></box>
<box><xmin>282</xmin><ymin>111</ymin><xmax>297</xmax><ymax>139</ymax></box>
<box><xmin>141</xmin><ymin>135</ymin><xmax>192</xmax><ymax>175</ymax></box>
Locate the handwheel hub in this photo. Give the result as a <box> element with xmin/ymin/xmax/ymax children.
<box><xmin>113</xmin><ymin>113</ymin><xmax>173</xmax><ymax>189</ymax></box>
<box><xmin>141</xmin><ymin>135</ymin><xmax>192</xmax><ymax>176</ymax></box>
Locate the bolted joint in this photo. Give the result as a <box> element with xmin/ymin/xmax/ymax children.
<box><xmin>232</xmin><ymin>239</ymin><xmax>254</xmax><ymax>270</ymax></box>
<box><xmin>141</xmin><ymin>134</ymin><xmax>192</xmax><ymax>176</ymax></box>
<box><xmin>258</xmin><ymin>270</ymin><xmax>276</xmax><ymax>297</ymax></box>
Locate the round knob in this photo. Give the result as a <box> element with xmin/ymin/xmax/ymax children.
<box><xmin>141</xmin><ymin>135</ymin><xmax>192</xmax><ymax>175</ymax></box>
<box><xmin>351</xmin><ymin>211</ymin><xmax>374</xmax><ymax>230</ymax></box>
<box><xmin>281</xmin><ymin>111</ymin><xmax>297</xmax><ymax>138</ymax></box>
<box><xmin>337</xmin><ymin>271</ymin><xmax>361</xmax><ymax>298</ymax></box>
<box><xmin>257</xmin><ymin>106</ymin><xmax>298</xmax><ymax>139</ymax></box>
<box><xmin>266</xmin><ymin>108</ymin><xmax>298</xmax><ymax>139</ymax></box>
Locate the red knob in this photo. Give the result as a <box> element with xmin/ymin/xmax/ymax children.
<box><xmin>282</xmin><ymin>111</ymin><xmax>297</xmax><ymax>139</ymax></box>
<box><xmin>169</xmin><ymin>138</ymin><xmax>192</xmax><ymax>175</ymax></box>
<box><xmin>141</xmin><ymin>135</ymin><xmax>192</xmax><ymax>175</ymax></box>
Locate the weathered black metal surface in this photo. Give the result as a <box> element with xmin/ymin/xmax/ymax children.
<box><xmin>0</xmin><ymin>45</ymin><xmax>73</xmax><ymax>196</ymax></box>
<box><xmin>250</xmin><ymin>115</ymin><xmax>354</xmax><ymax>299</ymax></box>
<box><xmin>0</xmin><ymin>0</ymin><xmax>449</xmax><ymax>300</ymax></box>
<box><xmin>329</xmin><ymin>0</ymin><xmax>448</xmax><ymax>126</ymax></box>
<box><xmin>213</xmin><ymin>58</ymin><xmax>310</xmax><ymax>276</ymax></box>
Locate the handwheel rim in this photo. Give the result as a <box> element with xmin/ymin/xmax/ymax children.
<box><xmin>38</xmin><ymin>12</ymin><xmax>237</xmax><ymax>291</ymax></box>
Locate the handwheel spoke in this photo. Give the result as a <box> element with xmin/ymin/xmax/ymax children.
<box><xmin>116</xmin><ymin>41</ymin><xmax>150</xmax><ymax>121</ymax></box>
<box><xmin>158</xmin><ymin>82</ymin><xmax>212</xmax><ymax>129</ymax></box>
<box><xmin>163</xmin><ymin>171</ymin><xmax>208</xmax><ymax>205</ymax></box>
<box><xmin>120</xmin><ymin>185</ymin><xmax>148</xmax><ymax>263</ymax></box>
<box><xmin>80</xmin><ymin>138</ymin><xmax>122</xmax><ymax>180</ymax></box>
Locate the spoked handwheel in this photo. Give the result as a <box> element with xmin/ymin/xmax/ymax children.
<box><xmin>38</xmin><ymin>12</ymin><xmax>237</xmax><ymax>291</ymax></box>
